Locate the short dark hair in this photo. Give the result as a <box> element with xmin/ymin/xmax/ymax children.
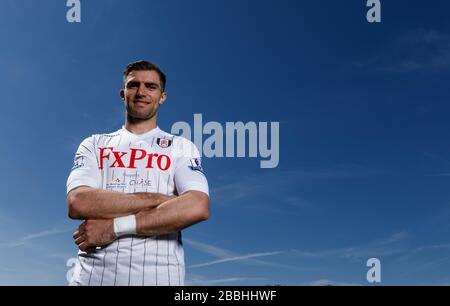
<box><xmin>123</xmin><ymin>60</ymin><xmax>166</xmax><ymax>92</ymax></box>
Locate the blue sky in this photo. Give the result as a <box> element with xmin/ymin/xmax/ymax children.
<box><xmin>1</xmin><ymin>0</ymin><xmax>450</xmax><ymax>285</ymax></box>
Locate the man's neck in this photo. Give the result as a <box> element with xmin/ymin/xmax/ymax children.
<box><xmin>124</xmin><ymin>116</ymin><xmax>158</xmax><ymax>135</ymax></box>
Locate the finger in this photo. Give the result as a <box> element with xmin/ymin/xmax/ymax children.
<box><xmin>78</xmin><ymin>223</ymin><xmax>86</xmax><ymax>232</ymax></box>
<box><xmin>73</xmin><ymin>230</ymin><xmax>80</xmax><ymax>240</ymax></box>
<box><xmin>78</xmin><ymin>241</ymin><xmax>89</xmax><ymax>252</ymax></box>
<box><xmin>74</xmin><ymin>235</ymin><xmax>85</xmax><ymax>246</ymax></box>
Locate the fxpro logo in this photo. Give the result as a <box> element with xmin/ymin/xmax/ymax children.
<box><xmin>171</xmin><ymin>114</ymin><xmax>279</xmax><ymax>169</ymax></box>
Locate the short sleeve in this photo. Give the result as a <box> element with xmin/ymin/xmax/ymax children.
<box><xmin>66</xmin><ymin>136</ymin><xmax>101</xmax><ymax>194</ymax></box>
<box><xmin>173</xmin><ymin>138</ymin><xmax>209</xmax><ymax>196</ymax></box>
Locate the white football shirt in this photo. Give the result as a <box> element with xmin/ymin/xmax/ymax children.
<box><xmin>67</xmin><ymin>126</ymin><xmax>209</xmax><ymax>286</ymax></box>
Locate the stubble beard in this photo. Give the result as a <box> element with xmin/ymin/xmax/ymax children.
<box><xmin>125</xmin><ymin>101</ymin><xmax>158</xmax><ymax>123</ymax></box>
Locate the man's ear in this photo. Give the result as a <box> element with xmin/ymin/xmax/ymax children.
<box><xmin>159</xmin><ymin>92</ymin><xmax>167</xmax><ymax>105</ymax></box>
<box><xmin>119</xmin><ymin>89</ymin><xmax>125</xmax><ymax>101</ymax></box>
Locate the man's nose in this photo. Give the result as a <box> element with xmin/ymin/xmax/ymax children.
<box><xmin>136</xmin><ymin>83</ymin><xmax>146</xmax><ymax>96</ymax></box>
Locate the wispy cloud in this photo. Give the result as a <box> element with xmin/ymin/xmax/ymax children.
<box><xmin>302</xmin><ymin>279</ymin><xmax>362</xmax><ymax>286</ymax></box>
<box><xmin>411</xmin><ymin>243</ymin><xmax>450</xmax><ymax>253</ymax></box>
<box><xmin>394</xmin><ymin>253</ymin><xmax>450</xmax><ymax>280</ymax></box>
<box><xmin>289</xmin><ymin>231</ymin><xmax>410</xmax><ymax>260</ymax></box>
<box><xmin>210</xmin><ymin>164</ymin><xmax>380</xmax><ymax>209</ymax></box>
<box><xmin>291</xmin><ymin>230</ymin><xmax>450</xmax><ymax>282</ymax></box>
<box><xmin>352</xmin><ymin>29</ymin><xmax>450</xmax><ymax>72</ymax></box>
<box><xmin>185</xmin><ymin>231</ymin><xmax>412</xmax><ymax>272</ymax></box>
<box><xmin>204</xmin><ymin>277</ymin><xmax>268</xmax><ymax>284</ymax></box>
<box><xmin>186</xmin><ymin>275</ymin><xmax>268</xmax><ymax>286</ymax></box>
<box><xmin>189</xmin><ymin>251</ymin><xmax>287</xmax><ymax>269</ymax></box>
<box><xmin>0</xmin><ymin>210</ymin><xmax>75</xmax><ymax>284</ymax></box>
<box><xmin>184</xmin><ymin>238</ymin><xmax>234</xmax><ymax>259</ymax></box>
<box><xmin>185</xmin><ymin>238</ymin><xmax>301</xmax><ymax>271</ymax></box>
<box><xmin>0</xmin><ymin>227</ymin><xmax>72</xmax><ymax>249</ymax></box>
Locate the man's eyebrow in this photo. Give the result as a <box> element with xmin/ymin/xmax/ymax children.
<box><xmin>144</xmin><ymin>82</ymin><xmax>160</xmax><ymax>87</ymax></box>
<box><xmin>126</xmin><ymin>80</ymin><xmax>160</xmax><ymax>87</ymax></box>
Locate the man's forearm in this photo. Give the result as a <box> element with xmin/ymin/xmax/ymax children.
<box><xmin>135</xmin><ymin>191</ymin><xmax>209</xmax><ymax>236</ymax></box>
<box><xmin>67</xmin><ymin>186</ymin><xmax>174</xmax><ymax>220</ymax></box>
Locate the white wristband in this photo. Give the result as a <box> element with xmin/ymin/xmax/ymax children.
<box><xmin>113</xmin><ymin>215</ymin><xmax>137</xmax><ymax>237</ymax></box>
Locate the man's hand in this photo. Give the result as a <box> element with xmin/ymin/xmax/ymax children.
<box><xmin>73</xmin><ymin>220</ymin><xmax>117</xmax><ymax>251</ymax></box>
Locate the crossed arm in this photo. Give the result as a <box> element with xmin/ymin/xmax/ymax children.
<box><xmin>68</xmin><ymin>186</ymin><xmax>209</xmax><ymax>251</ymax></box>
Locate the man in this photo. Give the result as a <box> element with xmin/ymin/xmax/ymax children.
<box><xmin>66</xmin><ymin>60</ymin><xmax>209</xmax><ymax>286</ymax></box>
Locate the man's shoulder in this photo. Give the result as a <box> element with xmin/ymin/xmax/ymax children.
<box><xmin>157</xmin><ymin>128</ymin><xmax>199</xmax><ymax>152</ymax></box>
<box><xmin>95</xmin><ymin>130</ymin><xmax>122</xmax><ymax>139</ymax></box>
<box><xmin>156</xmin><ymin>127</ymin><xmax>175</xmax><ymax>139</ymax></box>
<box><xmin>161</xmin><ymin>130</ymin><xmax>195</xmax><ymax>146</ymax></box>
<box><xmin>79</xmin><ymin>129</ymin><xmax>123</xmax><ymax>144</ymax></box>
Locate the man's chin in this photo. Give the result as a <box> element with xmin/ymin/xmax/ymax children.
<box><xmin>127</xmin><ymin>111</ymin><xmax>154</xmax><ymax>121</ymax></box>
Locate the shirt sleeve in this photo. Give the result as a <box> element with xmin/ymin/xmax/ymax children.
<box><xmin>174</xmin><ymin>138</ymin><xmax>209</xmax><ymax>196</ymax></box>
<box><xmin>66</xmin><ymin>136</ymin><xmax>102</xmax><ymax>194</ymax></box>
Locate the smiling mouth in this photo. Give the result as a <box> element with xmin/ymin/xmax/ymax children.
<box><xmin>134</xmin><ymin>100</ymin><xmax>149</xmax><ymax>104</ymax></box>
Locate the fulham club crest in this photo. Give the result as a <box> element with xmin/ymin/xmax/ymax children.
<box><xmin>157</xmin><ymin>138</ymin><xmax>172</xmax><ymax>148</ymax></box>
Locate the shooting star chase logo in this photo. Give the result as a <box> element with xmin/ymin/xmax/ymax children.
<box><xmin>106</xmin><ymin>178</ymin><xmax>127</xmax><ymax>189</ymax></box>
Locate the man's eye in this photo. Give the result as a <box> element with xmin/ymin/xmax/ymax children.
<box><xmin>127</xmin><ymin>82</ymin><xmax>139</xmax><ymax>89</ymax></box>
